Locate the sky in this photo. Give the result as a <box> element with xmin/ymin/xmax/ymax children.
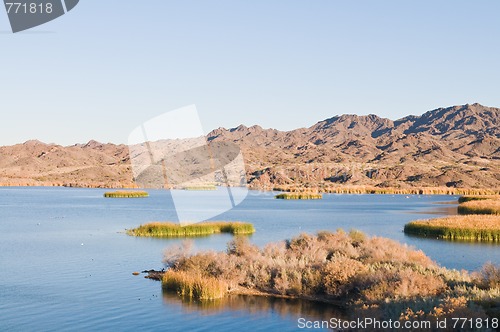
<box><xmin>1</xmin><ymin>1</ymin><xmax>500</xmax><ymax>146</ymax></box>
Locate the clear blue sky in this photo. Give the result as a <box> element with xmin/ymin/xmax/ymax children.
<box><xmin>1</xmin><ymin>1</ymin><xmax>500</xmax><ymax>146</ymax></box>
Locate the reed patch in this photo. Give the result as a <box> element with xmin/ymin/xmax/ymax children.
<box><xmin>127</xmin><ymin>222</ymin><xmax>255</xmax><ymax>237</ymax></box>
<box><xmin>404</xmin><ymin>215</ymin><xmax>500</xmax><ymax>241</ymax></box>
<box><xmin>104</xmin><ymin>191</ymin><xmax>149</xmax><ymax>198</ymax></box>
<box><xmin>273</xmin><ymin>185</ymin><xmax>499</xmax><ymax>196</ymax></box>
<box><xmin>157</xmin><ymin>231</ymin><xmax>499</xmax><ymax>321</ymax></box>
<box><xmin>182</xmin><ymin>185</ymin><xmax>217</xmax><ymax>191</ymax></box>
<box><xmin>275</xmin><ymin>193</ymin><xmax>323</xmax><ymax>200</ymax></box>
<box><xmin>458</xmin><ymin>195</ymin><xmax>499</xmax><ymax>203</ymax></box>
<box><xmin>162</xmin><ymin>270</ymin><xmax>227</xmax><ymax>300</ymax></box>
<box><xmin>458</xmin><ymin>199</ymin><xmax>500</xmax><ymax>215</ymax></box>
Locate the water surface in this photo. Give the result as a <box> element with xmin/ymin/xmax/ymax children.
<box><xmin>0</xmin><ymin>188</ymin><xmax>497</xmax><ymax>331</ymax></box>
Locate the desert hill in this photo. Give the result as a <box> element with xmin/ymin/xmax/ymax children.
<box><xmin>0</xmin><ymin>103</ymin><xmax>498</xmax><ymax>190</ymax></box>
<box><xmin>207</xmin><ymin>103</ymin><xmax>499</xmax><ymax>189</ymax></box>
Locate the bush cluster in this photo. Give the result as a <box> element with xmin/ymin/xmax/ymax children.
<box><xmin>162</xmin><ymin>231</ymin><xmax>499</xmax><ymax>320</ymax></box>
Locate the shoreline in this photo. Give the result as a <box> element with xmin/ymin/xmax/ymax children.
<box><xmin>144</xmin><ymin>270</ymin><xmax>348</xmax><ymax>308</ymax></box>
<box><xmin>143</xmin><ymin>227</ymin><xmax>500</xmax><ymax>321</ymax></box>
<box><xmin>0</xmin><ymin>184</ymin><xmax>498</xmax><ymax>196</ymax></box>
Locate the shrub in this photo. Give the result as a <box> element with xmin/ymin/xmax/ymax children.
<box><xmin>158</xmin><ymin>231</ymin><xmax>499</xmax><ymax>321</ymax></box>
<box><xmin>322</xmin><ymin>255</ymin><xmax>366</xmax><ymax>297</ymax></box>
<box><xmin>227</xmin><ymin>236</ymin><xmax>260</xmax><ymax>257</ymax></box>
<box><xmin>474</xmin><ymin>263</ymin><xmax>500</xmax><ymax>289</ymax></box>
<box><xmin>162</xmin><ymin>240</ymin><xmax>193</xmax><ymax>268</ymax></box>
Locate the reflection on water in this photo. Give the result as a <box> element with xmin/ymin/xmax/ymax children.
<box><xmin>162</xmin><ymin>291</ymin><xmax>347</xmax><ymax>322</ymax></box>
<box><xmin>410</xmin><ymin>201</ymin><xmax>459</xmax><ymax>216</ymax></box>
<box><xmin>405</xmin><ymin>232</ymin><xmax>500</xmax><ymax>246</ymax></box>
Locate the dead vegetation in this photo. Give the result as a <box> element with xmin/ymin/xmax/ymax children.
<box><xmin>160</xmin><ymin>231</ymin><xmax>500</xmax><ymax>321</ymax></box>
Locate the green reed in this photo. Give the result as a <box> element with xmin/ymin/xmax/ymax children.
<box><xmin>103</xmin><ymin>191</ymin><xmax>149</xmax><ymax>198</ymax></box>
<box><xmin>275</xmin><ymin>193</ymin><xmax>323</xmax><ymax>200</ymax></box>
<box><xmin>127</xmin><ymin>221</ymin><xmax>255</xmax><ymax>237</ymax></box>
<box><xmin>404</xmin><ymin>216</ymin><xmax>500</xmax><ymax>242</ymax></box>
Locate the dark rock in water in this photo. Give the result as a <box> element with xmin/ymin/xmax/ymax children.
<box><xmin>141</xmin><ymin>269</ymin><xmax>165</xmax><ymax>281</ymax></box>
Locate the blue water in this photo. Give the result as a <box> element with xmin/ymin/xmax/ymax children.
<box><xmin>0</xmin><ymin>187</ymin><xmax>498</xmax><ymax>331</ymax></box>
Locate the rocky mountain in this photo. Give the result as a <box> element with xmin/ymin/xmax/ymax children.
<box><xmin>0</xmin><ymin>103</ymin><xmax>498</xmax><ymax>189</ymax></box>
<box><xmin>0</xmin><ymin>140</ymin><xmax>133</xmax><ymax>188</ymax></box>
<box><xmin>207</xmin><ymin>103</ymin><xmax>499</xmax><ymax>189</ymax></box>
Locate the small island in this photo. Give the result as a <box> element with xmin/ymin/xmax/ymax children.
<box><xmin>275</xmin><ymin>193</ymin><xmax>323</xmax><ymax>200</ymax></box>
<box><xmin>458</xmin><ymin>198</ymin><xmax>500</xmax><ymax>215</ymax></box>
<box><xmin>404</xmin><ymin>195</ymin><xmax>500</xmax><ymax>241</ymax></box>
<box><xmin>182</xmin><ymin>185</ymin><xmax>217</xmax><ymax>191</ymax></box>
<box><xmin>104</xmin><ymin>191</ymin><xmax>149</xmax><ymax>198</ymax></box>
<box><xmin>127</xmin><ymin>221</ymin><xmax>255</xmax><ymax>237</ymax></box>
<box><xmin>404</xmin><ymin>215</ymin><xmax>500</xmax><ymax>241</ymax></box>
<box><xmin>150</xmin><ymin>230</ymin><xmax>499</xmax><ymax>321</ymax></box>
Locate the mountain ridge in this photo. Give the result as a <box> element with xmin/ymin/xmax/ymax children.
<box><xmin>0</xmin><ymin>103</ymin><xmax>498</xmax><ymax>189</ymax></box>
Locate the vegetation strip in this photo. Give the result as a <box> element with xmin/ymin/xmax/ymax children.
<box><xmin>127</xmin><ymin>222</ymin><xmax>255</xmax><ymax>237</ymax></box>
<box><xmin>182</xmin><ymin>185</ymin><xmax>217</xmax><ymax>191</ymax></box>
<box><xmin>104</xmin><ymin>191</ymin><xmax>149</xmax><ymax>198</ymax></box>
<box><xmin>458</xmin><ymin>195</ymin><xmax>499</xmax><ymax>203</ymax></box>
<box><xmin>273</xmin><ymin>186</ymin><xmax>499</xmax><ymax>196</ymax></box>
<box><xmin>162</xmin><ymin>271</ymin><xmax>227</xmax><ymax>300</ymax></box>
<box><xmin>404</xmin><ymin>195</ymin><xmax>500</xmax><ymax>241</ymax></box>
<box><xmin>275</xmin><ymin>193</ymin><xmax>323</xmax><ymax>200</ymax></box>
<box><xmin>156</xmin><ymin>231</ymin><xmax>499</xmax><ymax>320</ymax></box>
<box><xmin>404</xmin><ymin>215</ymin><xmax>500</xmax><ymax>241</ymax></box>
<box><xmin>458</xmin><ymin>199</ymin><xmax>500</xmax><ymax>215</ymax></box>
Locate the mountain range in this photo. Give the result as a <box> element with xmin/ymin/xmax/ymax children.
<box><xmin>0</xmin><ymin>103</ymin><xmax>498</xmax><ymax>189</ymax></box>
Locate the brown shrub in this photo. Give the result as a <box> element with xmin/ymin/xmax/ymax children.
<box><xmin>361</xmin><ymin>237</ymin><xmax>437</xmax><ymax>268</ymax></box>
<box><xmin>322</xmin><ymin>255</ymin><xmax>366</xmax><ymax>297</ymax></box>
<box><xmin>162</xmin><ymin>240</ymin><xmax>193</xmax><ymax>268</ymax></box>
<box><xmin>395</xmin><ymin>269</ymin><xmax>446</xmax><ymax>298</ymax></box>
<box><xmin>474</xmin><ymin>263</ymin><xmax>500</xmax><ymax>289</ymax></box>
<box><xmin>227</xmin><ymin>236</ymin><xmax>260</xmax><ymax>257</ymax></box>
<box><xmin>354</xmin><ymin>266</ymin><xmax>446</xmax><ymax>304</ymax></box>
<box><xmin>160</xmin><ymin>230</ymin><xmax>497</xmax><ymax>321</ymax></box>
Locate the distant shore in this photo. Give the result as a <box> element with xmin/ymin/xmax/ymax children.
<box><xmin>0</xmin><ymin>183</ymin><xmax>498</xmax><ymax>196</ymax></box>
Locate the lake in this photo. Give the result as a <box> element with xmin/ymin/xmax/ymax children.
<box><xmin>0</xmin><ymin>187</ymin><xmax>498</xmax><ymax>331</ymax></box>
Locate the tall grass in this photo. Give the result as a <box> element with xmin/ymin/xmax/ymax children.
<box><xmin>458</xmin><ymin>199</ymin><xmax>500</xmax><ymax>215</ymax></box>
<box><xmin>127</xmin><ymin>222</ymin><xmax>255</xmax><ymax>237</ymax></box>
<box><xmin>162</xmin><ymin>270</ymin><xmax>227</xmax><ymax>300</ymax></box>
<box><xmin>104</xmin><ymin>191</ymin><xmax>149</xmax><ymax>198</ymax></box>
<box><xmin>273</xmin><ymin>185</ymin><xmax>500</xmax><ymax>196</ymax></box>
<box><xmin>159</xmin><ymin>231</ymin><xmax>499</xmax><ymax>320</ymax></box>
<box><xmin>183</xmin><ymin>185</ymin><xmax>217</xmax><ymax>191</ymax></box>
<box><xmin>275</xmin><ymin>193</ymin><xmax>323</xmax><ymax>200</ymax></box>
<box><xmin>404</xmin><ymin>215</ymin><xmax>500</xmax><ymax>241</ymax></box>
<box><xmin>458</xmin><ymin>195</ymin><xmax>499</xmax><ymax>203</ymax></box>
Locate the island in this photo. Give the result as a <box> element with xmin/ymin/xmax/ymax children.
<box><xmin>127</xmin><ymin>221</ymin><xmax>255</xmax><ymax>237</ymax></box>
<box><xmin>275</xmin><ymin>193</ymin><xmax>323</xmax><ymax>200</ymax></box>
<box><xmin>404</xmin><ymin>195</ymin><xmax>500</xmax><ymax>241</ymax></box>
<box><xmin>148</xmin><ymin>230</ymin><xmax>499</xmax><ymax>321</ymax></box>
<box><xmin>104</xmin><ymin>191</ymin><xmax>149</xmax><ymax>198</ymax></box>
